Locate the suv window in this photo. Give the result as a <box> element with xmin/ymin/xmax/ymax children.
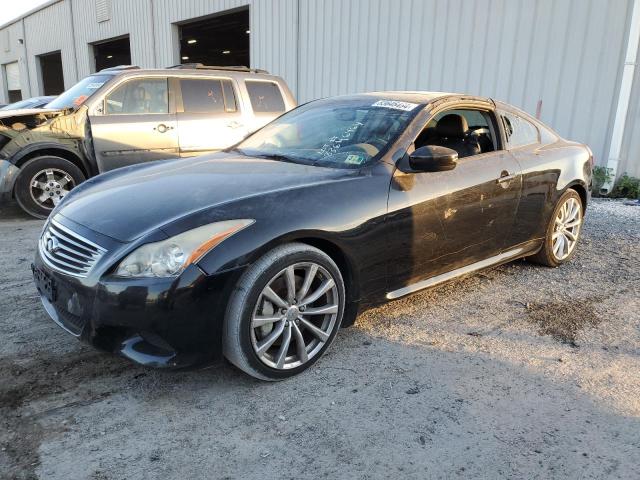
<box><xmin>245</xmin><ymin>81</ymin><xmax>285</xmax><ymax>113</ymax></box>
<box><xmin>180</xmin><ymin>78</ymin><xmax>237</xmax><ymax>114</ymax></box>
<box><xmin>501</xmin><ymin>112</ymin><xmax>539</xmax><ymax>148</ymax></box>
<box><xmin>106</xmin><ymin>78</ymin><xmax>168</xmax><ymax>115</ymax></box>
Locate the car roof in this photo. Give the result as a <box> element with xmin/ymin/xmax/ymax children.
<box><xmin>103</xmin><ymin>67</ymin><xmax>284</xmax><ymax>82</ymax></box>
<box><xmin>325</xmin><ymin>91</ymin><xmax>489</xmax><ymax>105</ymax></box>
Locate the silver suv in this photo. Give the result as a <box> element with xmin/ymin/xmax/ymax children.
<box><xmin>0</xmin><ymin>64</ymin><xmax>296</xmax><ymax>218</ymax></box>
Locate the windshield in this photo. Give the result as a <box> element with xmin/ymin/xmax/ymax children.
<box><xmin>46</xmin><ymin>74</ymin><xmax>112</xmax><ymax>110</ymax></box>
<box><xmin>234</xmin><ymin>96</ymin><xmax>423</xmax><ymax>168</ymax></box>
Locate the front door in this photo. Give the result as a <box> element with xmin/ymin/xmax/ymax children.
<box><xmin>89</xmin><ymin>77</ymin><xmax>179</xmax><ymax>172</ymax></box>
<box><xmin>175</xmin><ymin>77</ymin><xmax>248</xmax><ymax>156</ymax></box>
<box><xmin>386</xmin><ymin>107</ymin><xmax>522</xmax><ymax>293</ymax></box>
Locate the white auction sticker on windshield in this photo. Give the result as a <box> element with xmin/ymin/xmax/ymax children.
<box><xmin>86</xmin><ymin>82</ymin><xmax>105</xmax><ymax>89</ymax></box>
<box><xmin>372</xmin><ymin>100</ymin><xmax>419</xmax><ymax>111</ymax></box>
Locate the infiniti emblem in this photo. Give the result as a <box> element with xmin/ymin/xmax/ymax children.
<box><xmin>46</xmin><ymin>235</ymin><xmax>60</xmax><ymax>254</ymax></box>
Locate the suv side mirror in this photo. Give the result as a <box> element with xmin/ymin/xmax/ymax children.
<box><xmin>409</xmin><ymin>146</ymin><xmax>458</xmax><ymax>172</ymax></box>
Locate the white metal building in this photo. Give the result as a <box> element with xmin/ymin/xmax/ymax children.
<box><xmin>0</xmin><ymin>0</ymin><xmax>638</xmax><ymax>181</ymax></box>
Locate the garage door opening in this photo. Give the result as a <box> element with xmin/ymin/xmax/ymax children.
<box><xmin>178</xmin><ymin>8</ymin><xmax>249</xmax><ymax>67</ymax></box>
<box><xmin>93</xmin><ymin>36</ymin><xmax>131</xmax><ymax>72</ymax></box>
<box><xmin>4</xmin><ymin>62</ymin><xmax>22</xmax><ymax>102</ymax></box>
<box><xmin>39</xmin><ymin>51</ymin><xmax>64</xmax><ymax>95</ymax></box>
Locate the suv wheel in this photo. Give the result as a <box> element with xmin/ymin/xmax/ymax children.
<box><xmin>529</xmin><ymin>189</ymin><xmax>583</xmax><ymax>267</ymax></box>
<box><xmin>223</xmin><ymin>243</ymin><xmax>345</xmax><ymax>380</ymax></box>
<box><xmin>14</xmin><ymin>156</ymin><xmax>85</xmax><ymax>219</ymax></box>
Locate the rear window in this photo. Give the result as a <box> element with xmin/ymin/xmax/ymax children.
<box><xmin>245</xmin><ymin>81</ymin><xmax>285</xmax><ymax>113</ymax></box>
<box><xmin>501</xmin><ymin>112</ymin><xmax>539</xmax><ymax>148</ymax></box>
<box><xmin>180</xmin><ymin>78</ymin><xmax>240</xmax><ymax>114</ymax></box>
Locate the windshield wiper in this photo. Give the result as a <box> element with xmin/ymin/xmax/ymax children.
<box><xmin>226</xmin><ymin>146</ymin><xmax>246</xmax><ymax>155</ymax></box>
<box><xmin>250</xmin><ymin>152</ymin><xmax>313</xmax><ymax>165</ymax></box>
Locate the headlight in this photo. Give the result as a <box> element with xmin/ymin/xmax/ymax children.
<box><xmin>114</xmin><ymin>219</ymin><xmax>253</xmax><ymax>278</ymax></box>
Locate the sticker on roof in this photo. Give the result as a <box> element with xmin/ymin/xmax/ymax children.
<box><xmin>372</xmin><ymin>100</ymin><xmax>419</xmax><ymax>111</ymax></box>
<box><xmin>86</xmin><ymin>82</ymin><xmax>105</xmax><ymax>90</ymax></box>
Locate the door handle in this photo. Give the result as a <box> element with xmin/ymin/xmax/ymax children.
<box><xmin>227</xmin><ymin>121</ymin><xmax>244</xmax><ymax>129</ymax></box>
<box><xmin>154</xmin><ymin>124</ymin><xmax>174</xmax><ymax>133</ymax></box>
<box><xmin>497</xmin><ymin>170</ymin><xmax>516</xmax><ymax>184</ymax></box>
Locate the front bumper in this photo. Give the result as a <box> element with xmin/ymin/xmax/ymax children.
<box><xmin>0</xmin><ymin>159</ymin><xmax>20</xmax><ymax>202</ymax></box>
<box><xmin>33</xmin><ymin>250</ymin><xmax>245</xmax><ymax>368</ymax></box>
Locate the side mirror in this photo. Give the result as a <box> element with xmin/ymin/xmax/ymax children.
<box><xmin>409</xmin><ymin>146</ymin><xmax>458</xmax><ymax>172</ymax></box>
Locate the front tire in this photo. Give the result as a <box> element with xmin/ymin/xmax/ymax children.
<box><xmin>14</xmin><ymin>156</ymin><xmax>85</xmax><ymax>219</ymax></box>
<box><xmin>529</xmin><ymin>189</ymin><xmax>583</xmax><ymax>267</ymax></box>
<box><xmin>223</xmin><ymin>243</ymin><xmax>345</xmax><ymax>381</ymax></box>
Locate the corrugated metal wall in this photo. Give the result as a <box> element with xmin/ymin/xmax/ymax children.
<box><xmin>620</xmin><ymin>37</ymin><xmax>640</xmax><ymax>178</ymax></box>
<box><xmin>23</xmin><ymin>0</ymin><xmax>77</xmax><ymax>92</ymax></box>
<box><xmin>0</xmin><ymin>0</ymin><xmax>637</xmax><ymax>176</ymax></box>
<box><xmin>0</xmin><ymin>20</ymin><xmax>31</xmax><ymax>100</ymax></box>
<box><xmin>296</xmin><ymin>0</ymin><xmax>634</xmax><ymax>170</ymax></box>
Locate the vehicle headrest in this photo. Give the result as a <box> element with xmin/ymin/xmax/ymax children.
<box><xmin>436</xmin><ymin>114</ymin><xmax>468</xmax><ymax>138</ymax></box>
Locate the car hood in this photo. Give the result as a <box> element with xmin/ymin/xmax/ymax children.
<box><xmin>0</xmin><ymin>107</ymin><xmax>63</xmax><ymax>119</ymax></box>
<box><xmin>58</xmin><ymin>153</ymin><xmax>359</xmax><ymax>242</ymax></box>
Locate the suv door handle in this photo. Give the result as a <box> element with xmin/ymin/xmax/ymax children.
<box><xmin>497</xmin><ymin>170</ymin><xmax>516</xmax><ymax>184</ymax></box>
<box><xmin>154</xmin><ymin>124</ymin><xmax>174</xmax><ymax>133</ymax></box>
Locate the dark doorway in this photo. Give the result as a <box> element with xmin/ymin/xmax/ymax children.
<box><xmin>178</xmin><ymin>8</ymin><xmax>249</xmax><ymax>67</ymax></box>
<box><xmin>39</xmin><ymin>51</ymin><xmax>65</xmax><ymax>95</ymax></box>
<box><xmin>93</xmin><ymin>36</ymin><xmax>132</xmax><ymax>72</ymax></box>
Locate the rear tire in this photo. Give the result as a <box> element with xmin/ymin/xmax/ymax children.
<box><xmin>529</xmin><ymin>189</ymin><xmax>583</xmax><ymax>267</ymax></box>
<box><xmin>14</xmin><ymin>155</ymin><xmax>85</xmax><ymax>219</ymax></box>
<box><xmin>223</xmin><ymin>243</ymin><xmax>345</xmax><ymax>381</ymax></box>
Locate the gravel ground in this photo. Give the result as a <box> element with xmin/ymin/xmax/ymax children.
<box><xmin>0</xmin><ymin>198</ymin><xmax>638</xmax><ymax>480</ymax></box>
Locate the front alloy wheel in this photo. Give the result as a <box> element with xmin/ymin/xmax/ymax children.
<box><xmin>251</xmin><ymin>262</ymin><xmax>340</xmax><ymax>370</ymax></box>
<box><xmin>224</xmin><ymin>243</ymin><xmax>345</xmax><ymax>380</ymax></box>
<box><xmin>14</xmin><ymin>155</ymin><xmax>85</xmax><ymax>219</ymax></box>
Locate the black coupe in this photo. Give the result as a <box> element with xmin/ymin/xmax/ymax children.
<box><xmin>32</xmin><ymin>92</ymin><xmax>592</xmax><ymax>380</ymax></box>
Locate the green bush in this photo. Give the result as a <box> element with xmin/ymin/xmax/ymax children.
<box><xmin>592</xmin><ymin>166</ymin><xmax>613</xmax><ymax>196</ymax></box>
<box><xmin>611</xmin><ymin>173</ymin><xmax>640</xmax><ymax>199</ymax></box>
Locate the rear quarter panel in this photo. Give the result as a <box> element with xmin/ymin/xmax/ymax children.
<box><xmin>509</xmin><ymin>138</ymin><xmax>591</xmax><ymax>246</ymax></box>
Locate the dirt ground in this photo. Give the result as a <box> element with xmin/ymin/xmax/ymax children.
<box><xmin>0</xmin><ymin>199</ymin><xmax>638</xmax><ymax>480</ymax></box>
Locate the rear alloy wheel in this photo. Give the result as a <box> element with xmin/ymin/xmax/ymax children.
<box><xmin>14</xmin><ymin>156</ymin><xmax>85</xmax><ymax>219</ymax></box>
<box><xmin>224</xmin><ymin>243</ymin><xmax>345</xmax><ymax>380</ymax></box>
<box><xmin>530</xmin><ymin>189</ymin><xmax>583</xmax><ymax>267</ymax></box>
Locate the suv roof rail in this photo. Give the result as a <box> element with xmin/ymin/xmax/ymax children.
<box><xmin>165</xmin><ymin>63</ymin><xmax>269</xmax><ymax>74</ymax></box>
<box><xmin>99</xmin><ymin>65</ymin><xmax>141</xmax><ymax>72</ymax></box>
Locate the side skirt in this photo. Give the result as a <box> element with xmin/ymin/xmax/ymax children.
<box><xmin>385</xmin><ymin>243</ymin><xmax>538</xmax><ymax>300</ymax></box>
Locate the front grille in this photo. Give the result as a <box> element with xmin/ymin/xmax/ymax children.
<box><xmin>39</xmin><ymin>219</ymin><xmax>107</xmax><ymax>277</ymax></box>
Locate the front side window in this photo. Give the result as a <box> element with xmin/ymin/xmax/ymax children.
<box><xmin>415</xmin><ymin>108</ymin><xmax>498</xmax><ymax>158</ymax></box>
<box><xmin>234</xmin><ymin>96</ymin><xmax>422</xmax><ymax>168</ymax></box>
<box><xmin>46</xmin><ymin>74</ymin><xmax>112</xmax><ymax>110</ymax></box>
<box><xmin>501</xmin><ymin>112</ymin><xmax>539</xmax><ymax>148</ymax></box>
<box><xmin>180</xmin><ymin>78</ymin><xmax>238</xmax><ymax>114</ymax></box>
<box><xmin>245</xmin><ymin>81</ymin><xmax>285</xmax><ymax>113</ymax></box>
<box><xmin>105</xmin><ymin>78</ymin><xmax>168</xmax><ymax>115</ymax></box>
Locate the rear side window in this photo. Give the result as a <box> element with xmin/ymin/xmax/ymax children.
<box><xmin>106</xmin><ymin>78</ymin><xmax>168</xmax><ymax>114</ymax></box>
<box><xmin>245</xmin><ymin>81</ymin><xmax>285</xmax><ymax>113</ymax></box>
<box><xmin>180</xmin><ymin>78</ymin><xmax>238</xmax><ymax>114</ymax></box>
<box><xmin>501</xmin><ymin>112</ymin><xmax>539</xmax><ymax>148</ymax></box>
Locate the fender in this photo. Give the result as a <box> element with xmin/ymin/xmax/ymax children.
<box><xmin>8</xmin><ymin>141</ymin><xmax>96</xmax><ymax>177</ymax></box>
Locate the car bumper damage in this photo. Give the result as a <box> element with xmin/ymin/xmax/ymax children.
<box><xmin>32</xmin><ymin>250</ymin><xmax>244</xmax><ymax>369</ymax></box>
